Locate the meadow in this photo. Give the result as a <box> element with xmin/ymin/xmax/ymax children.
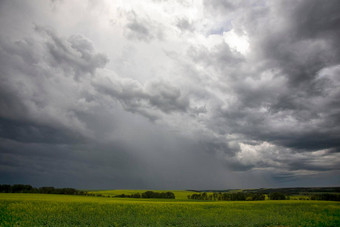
<box><xmin>1</xmin><ymin>193</ymin><xmax>339</xmax><ymax>226</ymax></box>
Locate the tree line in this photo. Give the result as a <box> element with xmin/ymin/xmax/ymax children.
<box><xmin>243</xmin><ymin>187</ymin><xmax>340</xmax><ymax>195</ymax></box>
<box><xmin>187</xmin><ymin>192</ymin><xmax>292</xmax><ymax>201</ymax></box>
<box><xmin>2</xmin><ymin>184</ymin><xmax>338</xmax><ymax>201</ymax></box>
<box><xmin>268</xmin><ymin>192</ymin><xmax>288</xmax><ymax>200</ymax></box>
<box><xmin>187</xmin><ymin>192</ymin><xmax>266</xmax><ymax>201</ymax></box>
<box><xmin>310</xmin><ymin>193</ymin><xmax>340</xmax><ymax>201</ymax></box>
<box><xmin>0</xmin><ymin>184</ymin><xmax>86</xmax><ymax>195</ymax></box>
<box><xmin>188</xmin><ymin>191</ymin><xmax>340</xmax><ymax>201</ymax></box>
<box><xmin>116</xmin><ymin>191</ymin><xmax>175</xmax><ymax>199</ymax></box>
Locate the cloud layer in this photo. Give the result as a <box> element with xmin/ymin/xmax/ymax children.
<box><xmin>0</xmin><ymin>0</ymin><xmax>339</xmax><ymax>189</ymax></box>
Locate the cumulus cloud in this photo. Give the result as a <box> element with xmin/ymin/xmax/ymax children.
<box><xmin>36</xmin><ymin>26</ymin><xmax>108</xmax><ymax>80</ymax></box>
<box><xmin>0</xmin><ymin>26</ymin><xmax>108</xmax><ymax>141</ymax></box>
<box><xmin>93</xmin><ymin>71</ymin><xmax>192</xmax><ymax>121</ymax></box>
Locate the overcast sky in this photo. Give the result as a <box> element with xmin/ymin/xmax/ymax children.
<box><xmin>0</xmin><ymin>0</ymin><xmax>339</xmax><ymax>190</ymax></box>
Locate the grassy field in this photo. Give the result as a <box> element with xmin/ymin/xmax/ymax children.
<box><xmin>1</xmin><ymin>193</ymin><xmax>339</xmax><ymax>226</ymax></box>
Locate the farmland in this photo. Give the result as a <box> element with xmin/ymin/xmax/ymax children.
<box><xmin>1</xmin><ymin>193</ymin><xmax>339</xmax><ymax>226</ymax></box>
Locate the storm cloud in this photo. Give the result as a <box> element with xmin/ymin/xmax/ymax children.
<box><xmin>0</xmin><ymin>0</ymin><xmax>339</xmax><ymax>189</ymax></box>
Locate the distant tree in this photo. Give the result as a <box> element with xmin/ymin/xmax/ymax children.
<box><xmin>131</xmin><ymin>193</ymin><xmax>141</xmax><ymax>198</ymax></box>
<box><xmin>213</xmin><ymin>192</ymin><xmax>218</xmax><ymax>201</ymax></box>
<box><xmin>140</xmin><ymin>191</ymin><xmax>175</xmax><ymax>199</ymax></box>
<box><xmin>0</xmin><ymin>184</ymin><xmax>11</xmax><ymax>193</ymax></box>
<box><xmin>11</xmin><ymin>184</ymin><xmax>33</xmax><ymax>193</ymax></box>
<box><xmin>164</xmin><ymin>192</ymin><xmax>175</xmax><ymax>199</ymax></box>
<box><xmin>269</xmin><ymin>192</ymin><xmax>286</xmax><ymax>200</ymax></box>
<box><xmin>202</xmin><ymin>192</ymin><xmax>208</xmax><ymax>200</ymax></box>
<box><xmin>39</xmin><ymin>187</ymin><xmax>55</xmax><ymax>194</ymax></box>
<box><xmin>311</xmin><ymin>193</ymin><xmax>340</xmax><ymax>201</ymax></box>
<box><xmin>142</xmin><ymin>191</ymin><xmax>154</xmax><ymax>198</ymax></box>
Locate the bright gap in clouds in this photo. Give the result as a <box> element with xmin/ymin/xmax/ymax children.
<box><xmin>223</xmin><ymin>29</ymin><xmax>250</xmax><ymax>55</ymax></box>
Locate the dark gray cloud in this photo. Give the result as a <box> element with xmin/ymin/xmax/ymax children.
<box><xmin>198</xmin><ymin>0</ymin><xmax>340</xmax><ymax>151</ymax></box>
<box><xmin>0</xmin><ymin>27</ymin><xmax>102</xmax><ymax>141</ymax></box>
<box><xmin>0</xmin><ymin>0</ymin><xmax>339</xmax><ymax>189</ymax></box>
<box><xmin>176</xmin><ymin>0</ymin><xmax>340</xmax><ymax>178</ymax></box>
<box><xmin>93</xmin><ymin>75</ymin><xmax>191</xmax><ymax>121</ymax></box>
<box><xmin>0</xmin><ymin>118</ymin><xmax>85</xmax><ymax>144</ymax></box>
<box><xmin>36</xmin><ymin>26</ymin><xmax>108</xmax><ymax>80</ymax></box>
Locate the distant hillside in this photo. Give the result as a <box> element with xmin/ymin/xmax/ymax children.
<box><xmin>242</xmin><ymin>187</ymin><xmax>340</xmax><ymax>195</ymax></box>
<box><xmin>196</xmin><ymin>187</ymin><xmax>340</xmax><ymax>195</ymax></box>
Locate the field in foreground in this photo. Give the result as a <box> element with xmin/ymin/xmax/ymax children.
<box><xmin>1</xmin><ymin>193</ymin><xmax>339</xmax><ymax>226</ymax></box>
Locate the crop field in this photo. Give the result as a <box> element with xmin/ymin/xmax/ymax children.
<box><xmin>1</xmin><ymin>193</ymin><xmax>339</xmax><ymax>226</ymax></box>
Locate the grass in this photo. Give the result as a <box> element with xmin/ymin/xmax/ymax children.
<box><xmin>0</xmin><ymin>193</ymin><xmax>339</xmax><ymax>226</ymax></box>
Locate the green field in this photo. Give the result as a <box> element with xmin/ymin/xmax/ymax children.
<box><xmin>1</xmin><ymin>193</ymin><xmax>339</xmax><ymax>226</ymax></box>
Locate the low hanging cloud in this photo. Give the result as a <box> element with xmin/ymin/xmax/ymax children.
<box><xmin>0</xmin><ymin>0</ymin><xmax>339</xmax><ymax>189</ymax></box>
<box><xmin>0</xmin><ymin>26</ymin><xmax>108</xmax><ymax>141</ymax></box>
<box><xmin>94</xmin><ymin>74</ymin><xmax>191</xmax><ymax>120</ymax></box>
<box><xmin>36</xmin><ymin>26</ymin><xmax>108</xmax><ymax>80</ymax></box>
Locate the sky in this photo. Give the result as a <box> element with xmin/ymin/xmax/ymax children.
<box><xmin>0</xmin><ymin>0</ymin><xmax>339</xmax><ymax>190</ymax></box>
